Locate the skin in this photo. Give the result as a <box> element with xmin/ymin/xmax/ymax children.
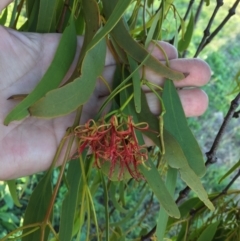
<box><xmin>0</xmin><ymin>0</ymin><xmax>211</xmax><ymax>180</ymax></box>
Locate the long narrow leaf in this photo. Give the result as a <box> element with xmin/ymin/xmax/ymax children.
<box><xmin>110</xmin><ymin>187</ymin><xmax>149</xmax><ymax>226</ymax></box>
<box><xmin>178</xmin><ymin>12</ymin><xmax>194</xmax><ymax>52</ymax></box>
<box><xmin>6</xmin><ymin>180</ymin><xmax>22</xmax><ymax>207</ymax></box>
<box><xmin>76</xmin><ymin>0</ymin><xmax>100</xmax><ymax>67</ymax></box>
<box><xmin>162</xmin><ymin>79</ymin><xmax>206</xmax><ymax>177</ymax></box>
<box><xmin>139</xmin><ymin>159</ymin><xmax>180</xmax><ymax>218</ymax></box>
<box><xmin>0</xmin><ymin>7</ymin><xmax>8</xmax><ymax>25</ymax></box>
<box><xmin>87</xmin><ymin>0</ymin><xmax>132</xmax><ymax>51</ymax></box>
<box><xmin>218</xmin><ymin>159</ymin><xmax>240</xmax><ymax>184</ymax></box>
<box><xmin>109</xmin><ymin>184</ymin><xmax>128</xmax><ymax>214</ymax></box>
<box><xmin>156</xmin><ymin>167</ymin><xmax>178</xmax><ymax>241</ymax></box>
<box><xmin>59</xmin><ymin>159</ymin><xmax>81</xmax><ymax>241</ymax></box>
<box><xmin>197</xmin><ymin>221</ymin><xmax>220</xmax><ymax>241</ymax></box>
<box><xmin>164</xmin><ymin>131</ymin><xmax>214</xmax><ymax>211</ymax></box>
<box><xmin>101</xmin><ymin>173</ymin><xmax>109</xmax><ymax>241</ymax></box>
<box><xmin>30</xmin><ymin>38</ymin><xmax>106</xmax><ymax>117</ymax></box>
<box><xmin>128</xmin><ymin>55</ymin><xmax>141</xmax><ymax>113</ymax></box>
<box><xmin>4</xmin><ymin>17</ymin><xmax>77</xmax><ymax>124</ymax></box>
<box><xmin>36</xmin><ymin>0</ymin><xmax>57</xmax><ymax>33</ymax></box>
<box><xmin>22</xmin><ymin>174</ymin><xmax>52</xmax><ymax>241</ymax></box>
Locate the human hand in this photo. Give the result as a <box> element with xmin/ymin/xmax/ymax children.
<box><xmin>0</xmin><ymin>1</ymin><xmax>210</xmax><ymax>180</ymax></box>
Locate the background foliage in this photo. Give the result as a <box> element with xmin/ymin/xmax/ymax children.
<box><xmin>0</xmin><ymin>0</ymin><xmax>240</xmax><ymax>240</ymax></box>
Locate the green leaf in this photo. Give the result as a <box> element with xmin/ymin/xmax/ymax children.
<box><xmin>167</xmin><ymin>197</ymin><xmax>201</xmax><ymax>228</ymax></box>
<box><xmin>77</xmin><ymin>0</ymin><xmax>100</xmax><ymax>65</ymax></box>
<box><xmin>101</xmin><ymin>173</ymin><xmax>109</xmax><ymax>241</ymax></box>
<box><xmin>109</xmin><ymin>183</ymin><xmax>128</xmax><ymax>214</ymax></box>
<box><xmin>119</xmin><ymin>181</ymin><xmax>126</xmax><ymax>207</ymax></box>
<box><xmin>26</xmin><ymin>0</ymin><xmax>38</xmax><ymax>18</ymax></box>
<box><xmin>139</xmin><ymin>159</ymin><xmax>180</xmax><ymax>218</ymax></box>
<box><xmin>145</xmin><ymin>10</ymin><xmax>161</xmax><ymax>47</ymax></box>
<box><xmin>22</xmin><ymin>174</ymin><xmax>52</xmax><ymax>241</ymax></box>
<box><xmin>26</xmin><ymin>0</ymin><xmax>40</xmax><ymax>32</ymax></box>
<box><xmin>110</xmin><ymin>227</ymin><xmax>125</xmax><ymax>241</ymax></box>
<box><xmin>219</xmin><ymin>159</ymin><xmax>240</xmax><ymax>184</ymax></box>
<box><xmin>162</xmin><ymin>79</ymin><xmax>206</xmax><ymax>177</ymax></box>
<box><xmin>178</xmin><ymin>12</ymin><xmax>194</xmax><ymax>52</ymax></box>
<box><xmin>164</xmin><ymin>131</ymin><xmax>214</xmax><ymax>211</ymax></box>
<box><xmin>110</xmin><ymin>187</ymin><xmax>149</xmax><ymax>226</ymax></box>
<box><xmin>6</xmin><ymin>180</ymin><xmax>22</xmax><ymax>207</ymax></box>
<box><xmin>88</xmin><ymin>0</ymin><xmax>132</xmax><ymax>51</ymax></box>
<box><xmin>178</xmin><ymin>197</ymin><xmax>201</xmax><ymax>217</ymax></box>
<box><xmin>156</xmin><ymin>167</ymin><xmax>178</xmax><ymax>241</ymax></box>
<box><xmin>102</xmin><ymin>0</ymin><xmax>184</xmax><ymax>81</ymax></box>
<box><xmin>134</xmin><ymin>90</ymin><xmax>161</xmax><ymax>147</ymax></box>
<box><xmin>4</xmin><ymin>17</ymin><xmax>77</xmax><ymax>125</ymax></box>
<box><xmin>0</xmin><ymin>7</ymin><xmax>8</xmax><ymax>26</ymax></box>
<box><xmin>128</xmin><ymin>55</ymin><xmax>141</xmax><ymax>113</ymax></box>
<box><xmin>30</xmin><ymin>38</ymin><xmax>106</xmax><ymax>117</ymax></box>
<box><xmin>36</xmin><ymin>0</ymin><xmax>57</xmax><ymax>33</ymax></box>
<box><xmin>197</xmin><ymin>221</ymin><xmax>220</xmax><ymax>241</ymax></box>
<box><xmin>152</xmin><ymin>0</ymin><xmax>174</xmax><ymax>40</ymax></box>
<box><xmin>176</xmin><ymin>222</ymin><xmax>187</xmax><ymax>241</ymax></box>
<box><xmin>59</xmin><ymin>159</ymin><xmax>81</xmax><ymax>241</ymax></box>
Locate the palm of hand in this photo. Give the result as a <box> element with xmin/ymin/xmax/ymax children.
<box><xmin>0</xmin><ymin>26</ymin><xmax>99</xmax><ymax>179</ymax></box>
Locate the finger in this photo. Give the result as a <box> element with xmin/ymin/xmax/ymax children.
<box><xmin>142</xmin><ymin>58</ymin><xmax>211</xmax><ymax>91</ymax></box>
<box><xmin>0</xmin><ymin>0</ymin><xmax>13</xmax><ymax>12</ymax></box>
<box><xmin>146</xmin><ymin>88</ymin><xmax>208</xmax><ymax>117</ymax></box>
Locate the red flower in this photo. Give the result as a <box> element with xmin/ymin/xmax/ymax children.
<box><xmin>74</xmin><ymin>115</ymin><xmax>149</xmax><ymax>180</ymax></box>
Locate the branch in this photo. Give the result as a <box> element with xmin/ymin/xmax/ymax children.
<box><xmin>202</xmin><ymin>0</ymin><xmax>240</xmax><ymax>50</ymax></box>
<box><xmin>194</xmin><ymin>0</ymin><xmax>224</xmax><ymax>57</ymax></box>
<box><xmin>206</xmin><ymin>92</ymin><xmax>240</xmax><ymax>166</ymax></box>
<box><xmin>194</xmin><ymin>0</ymin><xmax>204</xmax><ymax>25</ymax></box>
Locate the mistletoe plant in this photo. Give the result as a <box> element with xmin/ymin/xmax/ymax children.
<box><xmin>0</xmin><ymin>0</ymin><xmax>240</xmax><ymax>241</ymax></box>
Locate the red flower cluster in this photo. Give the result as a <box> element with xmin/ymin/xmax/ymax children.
<box><xmin>74</xmin><ymin>115</ymin><xmax>149</xmax><ymax>180</ymax></box>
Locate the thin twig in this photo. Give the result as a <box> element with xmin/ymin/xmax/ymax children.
<box><xmin>194</xmin><ymin>0</ymin><xmax>224</xmax><ymax>57</ymax></box>
<box><xmin>206</xmin><ymin>92</ymin><xmax>240</xmax><ymax>166</ymax></box>
<box><xmin>194</xmin><ymin>0</ymin><xmax>204</xmax><ymax>25</ymax></box>
<box><xmin>233</xmin><ymin>109</ymin><xmax>240</xmax><ymax>118</ymax></box>
<box><xmin>202</xmin><ymin>0</ymin><xmax>240</xmax><ymax>50</ymax></box>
